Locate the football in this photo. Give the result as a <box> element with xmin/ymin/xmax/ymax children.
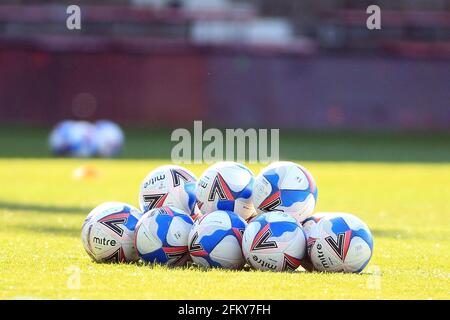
<box><xmin>48</xmin><ymin>120</ymin><xmax>76</xmax><ymax>156</ymax></box>
<box><xmin>134</xmin><ymin>206</ymin><xmax>193</xmax><ymax>266</ymax></box>
<box><xmin>81</xmin><ymin>202</ymin><xmax>142</xmax><ymax>263</ymax></box>
<box><xmin>139</xmin><ymin>164</ymin><xmax>200</xmax><ymax>219</ymax></box>
<box><xmin>49</xmin><ymin>120</ymin><xmax>97</xmax><ymax>158</ymax></box>
<box><xmin>94</xmin><ymin>120</ymin><xmax>124</xmax><ymax>157</ymax></box>
<box><xmin>196</xmin><ymin>161</ymin><xmax>255</xmax><ymax>220</ymax></box>
<box><xmin>298</xmin><ymin>213</ymin><xmax>328</xmax><ymax>271</ymax></box>
<box><xmin>303</xmin><ymin>212</ymin><xmax>374</xmax><ymax>273</ymax></box>
<box><xmin>188</xmin><ymin>210</ymin><xmax>247</xmax><ymax>269</ymax></box>
<box><xmin>252</xmin><ymin>161</ymin><xmax>318</xmax><ymax>223</ymax></box>
<box><xmin>242</xmin><ymin>211</ymin><xmax>306</xmax><ymax>272</ymax></box>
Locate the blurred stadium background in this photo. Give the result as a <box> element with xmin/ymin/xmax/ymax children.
<box><xmin>0</xmin><ymin>1</ymin><xmax>449</xmax><ymax>300</ymax></box>
<box><xmin>0</xmin><ymin>0</ymin><xmax>449</xmax><ymax>159</ymax></box>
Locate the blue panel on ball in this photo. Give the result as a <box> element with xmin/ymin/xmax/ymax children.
<box><xmin>217</xmin><ymin>200</ymin><xmax>235</xmax><ymax>212</ymax></box>
<box><xmin>227</xmin><ymin>211</ymin><xmax>246</xmax><ymax>229</ymax></box>
<box><xmin>155</xmin><ymin>214</ymin><xmax>172</xmax><ymax>247</ymax></box>
<box><xmin>329</xmin><ymin>216</ymin><xmax>351</xmax><ymax>235</ymax></box>
<box><xmin>184</xmin><ymin>182</ymin><xmax>197</xmax><ymax>213</ymax></box>
<box><xmin>269</xmin><ymin>221</ymin><xmax>299</xmax><ymax>237</ymax></box>
<box><xmin>124</xmin><ymin>213</ymin><xmax>139</xmax><ymax>232</ymax></box>
<box><xmin>263</xmin><ymin>171</ymin><xmax>280</xmax><ymax>190</ymax></box>
<box><xmin>140</xmin><ymin>247</ymin><xmax>168</xmax><ymax>264</ymax></box>
<box><xmin>280</xmin><ymin>189</ymin><xmax>310</xmax><ymax>206</ymax></box>
<box><xmin>198</xmin><ymin>229</ymin><xmax>228</xmax><ymax>254</ymax></box>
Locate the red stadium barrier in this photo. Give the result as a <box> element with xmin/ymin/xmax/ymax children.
<box><xmin>0</xmin><ymin>4</ymin><xmax>256</xmax><ymax>23</ymax></box>
<box><xmin>0</xmin><ymin>35</ymin><xmax>448</xmax><ymax>131</ymax></box>
<box><xmin>320</xmin><ymin>9</ymin><xmax>450</xmax><ymax>28</ymax></box>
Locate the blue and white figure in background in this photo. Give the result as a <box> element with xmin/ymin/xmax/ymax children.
<box><xmin>139</xmin><ymin>165</ymin><xmax>200</xmax><ymax>220</ymax></box>
<box><xmin>252</xmin><ymin>161</ymin><xmax>318</xmax><ymax>223</ymax></box>
<box><xmin>188</xmin><ymin>210</ymin><xmax>247</xmax><ymax>269</ymax></box>
<box><xmin>94</xmin><ymin>120</ymin><xmax>124</xmax><ymax>158</ymax></box>
<box><xmin>242</xmin><ymin>211</ymin><xmax>307</xmax><ymax>272</ymax></box>
<box><xmin>134</xmin><ymin>206</ymin><xmax>194</xmax><ymax>267</ymax></box>
<box><xmin>302</xmin><ymin>212</ymin><xmax>374</xmax><ymax>273</ymax></box>
<box><xmin>196</xmin><ymin>162</ymin><xmax>255</xmax><ymax>221</ymax></box>
<box><xmin>49</xmin><ymin>120</ymin><xmax>97</xmax><ymax>157</ymax></box>
<box><xmin>81</xmin><ymin>202</ymin><xmax>142</xmax><ymax>263</ymax></box>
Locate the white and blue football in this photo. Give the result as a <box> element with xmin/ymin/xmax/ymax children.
<box><xmin>94</xmin><ymin>120</ymin><xmax>124</xmax><ymax>158</ymax></box>
<box><xmin>139</xmin><ymin>165</ymin><xmax>200</xmax><ymax>220</ymax></box>
<box><xmin>196</xmin><ymin>162</ymin><xmax>255</xmax><ymax>220</ymax></box>
<box><xmin>302</xmin><ymin>212</ymin><xmax>374</xmax><ymax>273</ymax></box>
<box><xmin>49</xmin><ymin>120</ymin><xmax>96</xmax><ymax>158</ymax></box>
<box><xmin>81</xmin><ymin>202</ymin><xmax>142</xmax><ymax>263</ymax></box>
<box><xmin>252</xmin><ymin>161</ymin><xmax>318</xmax><ymax>223</ymax></box>
<box><xmin>242</xmin><ymin>211</ymin><xmax>307</xmax><ymax>272</ymax></box>
<box><xmin>188</xmin><ymin>210</ymin><xmax>247</xmax><ymax>269</ymax></box>
<box><xmin>49</xmin><ymin>120</ymin><xmax>76</xmax><ymax>156</ymax></box>
<box><xmin>134</xmin><ymin>206</ymin><xmax>194</xmax><ymax>267</ymax></box>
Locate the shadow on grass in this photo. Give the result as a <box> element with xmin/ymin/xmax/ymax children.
<box><xmin>15</xmin><ymin>224</ymin><xmax>81</xmax><ymax>238</ymax></box>
<box><xmin>0</xmin><ymin>201</ymin><xmax>89</xmax><ymax>215</ymax></box>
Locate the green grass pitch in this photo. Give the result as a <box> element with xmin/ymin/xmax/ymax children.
<box><xmin>0</xmin><ymin>127</ymin><xmax>449</xmax><ymax>299</ymax></box>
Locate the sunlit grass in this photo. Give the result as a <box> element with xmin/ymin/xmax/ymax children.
<box><xmin>0</xmin><ymin>159</ymin><xmax>449</xmax><ymax>299</ymax></box>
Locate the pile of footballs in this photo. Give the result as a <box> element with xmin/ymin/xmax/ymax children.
<box><xmin>82</xmin><ymin>161</ymin><xmax>374</xmax><ymax>273</ymax></box>
<box><xmin>49</xmin><ymin>120</ymin><xmax>124</xmax><ymax>158</ymax></box>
